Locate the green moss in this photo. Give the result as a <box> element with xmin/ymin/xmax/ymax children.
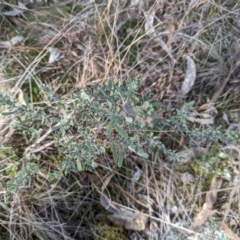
<box><xmin>5</xmin><ymin>164</ymin><xmax>18</xmax><ymax>177</ymax></box>
<box><xmin>96</xmin><ymin>222</ymin><xmax>127</xmax><ymax>240</ymax></box>
<box><xmin>189</xmin><ymin>144</ymin><xmax>233</xmax><ymax>183</ymax></box>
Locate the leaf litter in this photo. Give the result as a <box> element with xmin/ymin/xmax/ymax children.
<box><xmin>1</xmin><ymin>2</ymin><xmax>28</xmax><ymax>16</ymax></box>
<box><xmin>0</xmin><ymin>36</ymin><xmax>24</xmax><ymax>47</ymax></box>
<box><xmin>178</xmin><ymin>56</ymin><xmax>197</xmax><ymax>97</ymax></box>
<box><xmin>191</xmin><ymin>175</ymin><xmax>222</xmax><ymax>233</ymax></box>
<box><xmin>47</xmin><ymin>47</ymin><xmax>62</xmax><ymax>64</ymax></box>
<box><xmin>99</xmin><ymin>174</ymin><xmax>148</xmax><ymax>231</ymax></box>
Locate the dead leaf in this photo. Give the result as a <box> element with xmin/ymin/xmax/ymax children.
<box><xmin>187</xmin><ymin>105</ymin><xmax>216</xmax><ymax>124</ymax></box>
<box><xmin>2</xmin><ymin>2</ymin><xmax>28</xmax><ymax>16</ymax></box>
<box><xmin>100</xmin><ymin>174</ymin><xmax>148</xmax><ymax>231</ymax></box>
<box><xmin>101</xmin><ymin>193</ymin><xmax>148</xmax><ymax>230</ymax></box>
<box><xmin>222</xmin><ymin>112</ymin><xmax>230</xmax><ymax>125</ymax></box>
<box><xmin>187</xmin><ymin>116</ymin><xmax>214</xmax><ymax>125</ymax></box>
<box><xmin>0</xmin><ymin>36</ymin><xmax>24</xmax><ymax>47</ymax></box>
<box><xmin>131</xmin><ymin>167</ymin><xmax>142</xmax><ymax>182</ymax></box>
<box><xmin>17</xmin><ymin>89</ymin><xmax>27</xmax><ymax>106</ymax></box>
<box><xmin>177</xmin><ymin>133</ymin><xmax>185</xmax><ymax>149</ymax></box>
<box><xmin>166</xmin><ymin>23</ymin><xmax>175</xmax><ymax>46</ymax></box>
<box><xmin>155</xmin><ymin>37</ymin><xmax>176</xmax><ymax>62</ymax></box>
<box><xmin>178</xmin><ymin>56</ymin><xmax>196</xmax><ymax>97</ymax></box>
<box><xmin>192</xmin><ymin>175</ymin><xmax>222</xmax><ymax>232</ymax></box>
<box><xmin>101</xmin><ymin>174</ymin><xmax>114</xmax><ymax>193</ymax></box>
<box><xmin>144</xmin><ymin>12</ymin><xmax>155</xmax><ymax>35</ymax></box>
<box><xmin>108</xmin><ymin>213</ymin><xmax>147</xmax><ymax>231</ymax></box>
<box><xmin>205</xmin><ymin>175</ymin><xmax>220</xmax><ymax>209</ymax></box>
<box><xmin>197</xmin><ymin>103</ymin><xmax>210</xmax><ymax>111</ymax></box>
<box><xmin>47</xmin><ymin>47</ymin><xmax>61</xmax><ymax>64</ymax></box>
<box><xmin>197</xmin><ymin>113</ymin><xmax>212</xmax><ymax>118</ymax></box>
<box><xmin>100</xmin><ymin>194</ymin><xmax>119</xmax><ymax>214</ymax></box>
<box><xmin>101</xmin><ymin>192</ymin><xmax>142</xmax><ymax>220</ymax></box>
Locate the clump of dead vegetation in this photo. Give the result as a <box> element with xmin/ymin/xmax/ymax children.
<box><xmin>1</xmin><ymin>0</ymin><xmax>240</xmax><ymax>239</ymax></box>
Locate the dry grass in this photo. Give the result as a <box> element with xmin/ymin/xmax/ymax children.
<box><xmin>1</xmin><ymin>0</ymin><xmax>240</xmax><ymax>239</ymax></box>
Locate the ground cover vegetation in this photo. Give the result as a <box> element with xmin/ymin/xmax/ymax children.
<box><xmin>0</xmin><ymin>0</ymin><xmax>240</xmax><ymax>239</ymax></box>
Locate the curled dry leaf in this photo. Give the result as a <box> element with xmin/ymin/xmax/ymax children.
<box><xmin>198</xmin><ymin>113</ymin><xmax>212</xmax><ymax>118</ymax></box>
<box><xmin>131</xmin><ymin>166</ymin><xmax>142</xmax><ymax>182</ymax></box>
<box><xmin>100</xmin><ymin>174</ymin><xmax>148</xmax><ymax>231</ymax></box>
<box><xmin>192</xmin><ymin>175</ymin><xmax>222</xmax><ymax>232</ymax></box>
<box><xmin>2</xmin><ymin>2</ymin><xmax>28</xmax><ymax>16</ymax></box>
<box><xmin>197</xmin><ymin>103</ymin><xmax>210</xmax><ymax>111</ymax></box>
<box><xmin>222</xmin><ymin>112</ymin><xmax>230</xmax><ymax>125</ymax></box>
<box><xmin>187</xmin><ymin>116</ymin><xmax>214</xmax><ymax>125</ymax></box>
<box><xmin>166</xmin><ymin>23</ymin><xmax>175</xmax><ymax>46</ymax></box>
<box><xmin>187</xmin><ymin>107</ymin><xmax>216</xmax><ymax>125</ymax></box>
<box><xmin>155</xmin><ymin>37</ymin><xmax>175</xmax><ymax>62</ymax></box>
<box><xmin>101</xmin><ymin>193</ymin><xmax>148</xmax><ymax>231</ymax></box>
<box><xmin>17</xmin><ymin>89</ymin><xmax>27</xmax><ymax>106</ymax></box>
<box><xmin>108</xmin><ymin>213</ymin><xmax>147</xmax><ymax>231</ymax></box>
<box><xmin>144</xmin><ymin>11</ymin><xmax>155</xmax><ymax>35</ymax></box>
<box><xmin>179</xmin><ymin>56</ymin><xmax>196</xmax><ymax>97</ymax></box>
<box><xmin>47</xmin><ymin>47</ymin><xmax>61</xmax><ymax>64</ymax></box>
<box><xmin>205</xmin><ymin>175</ymin><xmax>221</xmax><ymax>209</ymax></box>
<box><xmin>0</xmin><ymin>36</ymin><xmax>24</xmax><ymax>47</ymax></box>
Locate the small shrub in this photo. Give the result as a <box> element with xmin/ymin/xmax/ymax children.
<box><xmin>0</xmin><ymin>80</ymin><xmax>237</xmax><ymax>192</ymax></box>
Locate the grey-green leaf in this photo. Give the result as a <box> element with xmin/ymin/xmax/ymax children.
<box><xmin>106</xmin><ymin>121</ymin><xmax>114</xmax><ymax>135</ymax></box>
<box><xmin>178</xmin><ymin>56</ymin><xmax>196</xmax><ymax>96</ymax></box>
<box><xmin>77</xmin><ymin>158</ymin><xmax>83</xmax><ymax>171</ymax></box>
<box><xmin>51</xmin><ymin>125</ymin><xmax>60</xmax><ymax>131</ymax></box>
<box><xmin>136</xmin><ymin>151</ymin><xmax>149</xmax><ymax>159</ymax></box>
<box><xmin>111</xmin><ymin>143</ymin><xmax>118</xmax><ymax>163</ymax></box>
<box><xmin>2</xmin><ymin>110</ymin><xmax>17</xmax><ymax>116</ymax></box>
<box><xmin>114</xmin><ymin>124</ymin><xmax>128</xmax><ymax>139</ymax></box>
<box><xmin>118</xmin><ymin>151</ymin><xmax>124</xmax><ymax>167</ymax></box>
<box><xmin>50</xmin><ymin>117</ymin><xmax>60</xmax><ymax>122</ymax></box>
<box><xmin>142</xmin><ymin>101</ymin><xmax>150</xmax><ymax>110</ymax></box>
<box><xmin>80</xmin><ymin>91</ymin><xmax>90</xmax><ymax>101</ymax></box>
